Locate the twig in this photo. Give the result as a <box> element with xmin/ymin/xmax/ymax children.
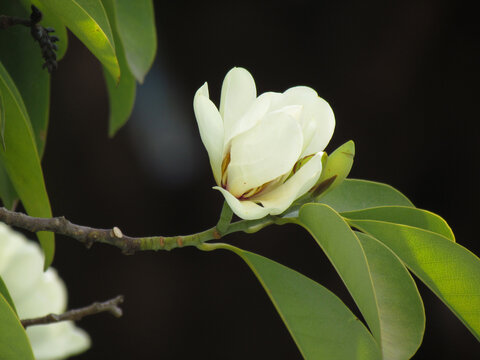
<box><xmin>0</xmin><ymin>5</ymin><xmax>58</xmax><ymax>72</ymax></box>
<box><xmin>0</xmin><ymin>206</ymin><xmax>223</xmax><ymax>253</ymax></box>
<box><xmin>0</xmin><ymin>14</ymin><xmax>31</xmax><ymax>28</ymax></box>
<box><xmin>21</xmin><ymin>295</ymin><xmax>124</xmax><ymax>328</ymax></box>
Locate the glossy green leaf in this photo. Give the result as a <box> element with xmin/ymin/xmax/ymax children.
<box><xmin>0</xmin><ymin>1</ymin><xmax>50</xmax><ymax>157</ymax></box>
<box><xmin>0</xmin><ymin>276</ymin><xmax>16</xmax><ymax>315</ymax></box>
<box><xmin>39</xmin><ymin>0</ymin><xmax>120</xmax><ymax>80</ymax></box>
<box><xmin>0</xmin><ymin>294</ymin><xmax>35</xmax><ymax>360</ymax></box>
<box><xmin>17</xmin><ymin>0</ymin><xmax>69</xmax><ymax>60</ymax></box>
<box><xmin>101</xmin><ymin>0</ymin><xmax>136</xmax><ymax>136</ymax></box>
<box><xmin>348</xmin><ymin>219</ymin><xmax>480</xmax><ymax>341</ymax></box>
<box><xmin>319</xmin><ymin>179</ymin><xmax>414</xmax><ymax>212</ymax></box>
<box><xmin>0</xmin><ymin>87</ymin><xmax>4</xmax><ymax>149</ymax></box>
<box><xmin>342</xmin><ymin>206</ymin><xmax>455</xmax><ymax>242</ymax></box>
<box><xmin>0</xmin><ymin>61</ymin><xmax>54</xmax><ymax>269</ymax></box>
<box><xmin>203</xmin><ymin>243</ymin><xmax>380</xmax><ymax>360</ymax></box>
<box><xmin>299</xmin><ymin>203</ymin><xmax>425</xmax><ymax>359</ymax></box>
<box><xmin>299</xmin><ymin>203</ymin><xmax>381</xmax><ymax>343</ymax></box>
<box><xmin>0</xmin><ymin>162</ymin><xmax>17</xmax><ymax>209</ymax></box>
<box><xmin>355</xmin><ymin>232</ymin><xmax>425</xmax><ymax>360</ymax></box>
<box><xmin>314</xmin><ymin>140</ymin><xmax>355</xmax><ymax>198</ymax></box>
<box><xmin>114</xmin><ymin>0</ymin><xmax>156</xmax><ymax>83</ymax></box>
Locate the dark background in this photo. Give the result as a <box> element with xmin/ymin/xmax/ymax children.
<box><xmin>38</xmin><ymin>0</ymin><xmax>480</xmax><ymax>358</ymax></box>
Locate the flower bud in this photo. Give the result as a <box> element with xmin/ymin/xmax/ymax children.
<box><xmin>194</xmin><ymin>67</ymin><xmax>335</xmax><ymax>219</ymax></box>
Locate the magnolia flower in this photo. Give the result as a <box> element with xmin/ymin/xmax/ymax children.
<box><xmin>194</xmin><ymin>67</ymin><xmax>335</xmax><ymax>220</ymax></box>
<box><xmin>0</xmin><ymin>223</ymin><xmax>90</xmax><ymax>360</ymax></box>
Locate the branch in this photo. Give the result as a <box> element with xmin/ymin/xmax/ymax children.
<box><xmin>0</xmin><ymin>206</ymin><xmax>222</xmax><ymax>253</ymax></box>
<box><xmin>0</xmin><ymin>5</ymin><xmax>58</xmax><ymax>72</ymax></box>
<box><xmin>21</xmin><ymin>295</ymin><xmax>124</xmax><ymax>328</ymax></box>
<box><xmin>0</xmin><ymin>14</ymin><xmax>31</xmax><ymax>28</ymax></box>
<box><xmin>0</xmin><ymin>206</ymin><xmax>277</xmax><ymax>253</ymax></box>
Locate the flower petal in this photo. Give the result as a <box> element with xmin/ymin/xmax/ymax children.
<box><xmin>219</xmin><ymin>67</ymin><xmax>257</xmax><ymax>144</ymax></box>
<box><xmin>0</xmin><ymin>224</ymin><xmax>91</xmax><ymax>359</ymax></box>
<box><xmin>222</xmin><ymin>92</ymin><xmax>272</xmax><ymax>155</ymax></box>
<box><xmin>213</xmin><ymin>186</ymin><xmax>270</xmax><ymax>220</ymax></box>
<box><xmin>254</xmin><ymin>151</ymin><xmax>324</xmax><ymax>214</ymax></box>
<box><xmin>227</xmin><ymin>111</ymin><xmax>303</xmax><ymax>197</ymax></box>
<box><xmin>0</xmin><ymin>227</ymin><xmax>43</xmax><ymax>300</ymax></box>
<box><xmin>272</xmin><ymin>86</ymin><xmax>335</xmax><ymax>156</ymax></box>
<box><xmin>27</xmin><ymin>322</ymin><xmax>90</xmax><ymax>360</ymax></box>
<box><xmin>193</xmin><ymin>82</ymin><xmax>224</xmax><ymax>185</ymax></box>
<box><xmin>15</xmin><ymin>268</ymin><xmax>67</xmax><ymax>318</ymax></box>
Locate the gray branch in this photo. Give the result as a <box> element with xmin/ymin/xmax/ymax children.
<box><xmin>0</xmin><ymin>206</ymin><xmax>153</xmax><ymax>254</ymax></box>
<box><xmin>21</xmin><ymin>295</ymin><xmax>124</xmax><ymax>328</ymax></box>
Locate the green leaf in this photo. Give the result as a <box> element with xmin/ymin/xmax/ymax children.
<box><xmin>355</xmin><ymin>232</ymin><xmax>425</xmax><ymax>360</ymax></box>
<box><xmin>0</xmin><ymin>87</ymin><xmax>5</xmax><ymax>149</ymax></box>
<box><xmin>0</xmin><ymin>276</ymin><xmax>17</xmax><ymax>315</ymax></box>
<box><xmin>0</xmin><ymin>61</ymin><xmax>54</xmax><ymax>269</ymax></box>
<box><xmin>17</xmin><ymin>0</ymin><xmax>69</xmax><ymax>60</ymax></box>
<box><xmin>101</xmin><ymin>0</ymin><xmax>136</xmax><ymax>136</ymax></box>
<box><xmin>0</xmin><ymin>161</ymin><xmax>17</xmax><ymax>209</ymax></box>
<box><xmin>39</xmin><ymin>0</ymin><xmax>120</xmax><ymax>80</ymax></box>
<box><xmin>0</xmin><ymin>294</ymin><xmax>35</xmax><ymax>360</ymax></box>
<box><xmin>342</xmin><ymin>206</ymin><xmax>455</xmax><ymax>242</ymax></box>
<box><xmin>203</xmin><ymin>243</ymin><xmax>380</xmax><ymax>360</ymax></box>
<box><xmin>314</xmin><ymin>140</ymin><xmax>355</xmax><ymax>198</ymax></box>
<box><xmin>114</xmin><ymin>0</ymin><xmax>156</xmax><ymax>83</ymax></box>
<box><xmin>0</xmin><ymin>0</ymin><xmax>50</xmax><ymax>158</ymax></box>
<box><xmin>348</xmin><ymin>219</ymin><xmax>480</xmax><ymax>341</ymax></box>
<box><xmin>299</xmin><ymin>203</ymin><xmax>424</xmax><ymax>359</ymax></box>
<box><xmin>319</xmin><ymin>179</ymin><xmax>414</xmax><ymax>212</ymax></box>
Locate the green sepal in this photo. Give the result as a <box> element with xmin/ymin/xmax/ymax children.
<box><xmin>312</xmin><ymin>140</ymin><xmax>355</xmax><ymax>198</ymax></box>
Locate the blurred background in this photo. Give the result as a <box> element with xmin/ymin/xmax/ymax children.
<box><xmin>37</xmin><ymin>0</ymin><xmax>479</xmax><ymax>358</ymax></box>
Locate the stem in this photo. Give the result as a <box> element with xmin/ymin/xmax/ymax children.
<box><xmin>224</xmin><ymin>216</ymin><xmax>276</xmax><ymax>234</ymax></box>
<box><xmin>215</xmin><ymin>201</ymin><xmax>233</xmax><ymax>235</ymax></box>
<box><xmin>0</xmin><ymin>14</ymin><xmax>31</xmax><ymax>29</ymax></box>
<box><xmin>21</xmin><ymin>295</ymin><xmax>124</xmax><ymax>328</ymax></box>
<box><xmin>0</xmin><ymin>207</ymin><xmax>277</xmax><ymax>253</ymax></box>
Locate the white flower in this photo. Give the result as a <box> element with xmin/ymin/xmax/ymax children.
<box><xmin>193</xmin><ymin>67</ymin><xmax>335</xmax><ymax>219</ymax></box>
<box><xmin>0</xmin><ymin>223</ymin><xmax>90</xmax><ymax>360</ymax></box>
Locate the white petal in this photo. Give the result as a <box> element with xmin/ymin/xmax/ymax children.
<box><xmin>0</xmin><ymin>232</ymin><xmax>43</xmax><ymax>301</ymax></box>
<box><xmin>0</xmin><ymin>224</ymin><xmax>91</xmax><ymax>359</ymax></box>
<box><xmin>270</xmin><ymin>104</ymin><xmax>303</xmax><ymax>122</ymax></box>
<box><xmin>213</xmin><ymin>186</ymin><xmax>269</xmax><ymax>220</ymax></box>
<box><xmin>254</xmin><ymin>151</ymin><xmax>324</xmax><ymax>214</ymax></box>
<box><xmin>193</xmin><ymin>82</ymin><xmax>225</xmax><ymax>185</ymax></box>
<box><xmin>196</xmin><ymin>80</ymin><xmax>209</xmax><ymax>97</ymax></box>
<box><xmin>227</xmin><ymin>111</ymin><xmax>303</xmax><ymax>197</ymax></box>
<box><xmin>272</xmin><ymin>86</ymin><xmax>335</xmax><ymax>156</ymax></box>
<box><xmin>219</xmin><ymin>68</ymin><xmax>257</xmax><ymax>144</ymax></box>
<box><xmin>27</xmin><ymin>321</ymin><xmax>91</xmax><ymax>360</ymax></box>
<box><xmin>222</xmin><ymin>92</ymin><xmax>272</xmax><ymax>155</ymax></box>
<box><xmin>15</xmin><ymin>268</ymin><xmax>67</xmax><ymax>319</ymax></box>
<box><xmin>0</xmin><ymin>223</ymin><xmax>29</xmax><ymax>273</ymax></box>
<box><xmin>301</xmin><ymin>96</ymin><xmax>335</xmax><ymax>156</ymax></box>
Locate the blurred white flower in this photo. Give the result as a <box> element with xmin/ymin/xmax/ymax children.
<box><xmin>194</xmin><ymin>67</ymin><xmax>335</xmax><ymax>219</ymax></box>
<box><xmin>0</xmin><ymin>223</ymin><xmax>90</xmax><ymax>360</ymax></box>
